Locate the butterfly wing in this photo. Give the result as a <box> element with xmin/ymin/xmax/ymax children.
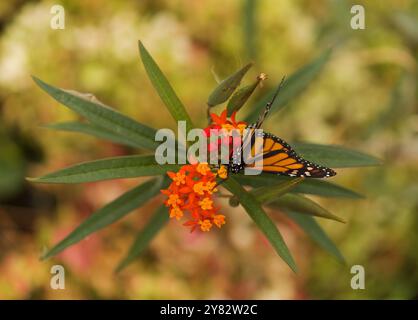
<box><xmin>245</xmin><ymin>132</ymin><xmax>336</xmax><ymax>178</ymax></box>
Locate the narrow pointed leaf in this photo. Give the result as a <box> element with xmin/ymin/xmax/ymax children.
<box><xmin>234</xmin><ymin>174</ymin><xmax>363</xmax><ymax>199</ymax></box>
<box><xmin>227</xmin><ymin>77</ymin><xmax>261</xmax><ymax>116</ymax></box>
<box><xmin>28</xmin><ymin>155</ymin><xmax>180</xmax><ymax>184</ymax></box>
<box><xmin>251</xmin><ymin>177</ymin><xmax>304</xmax><ymax>203</ymax></box>
<box><xmin>32</xmin><ymin>77</ymin><xmax>158</xmax><ymax>150</ymax></box>
<box><xmin>284</xmin><ymin>210</ymin><xmax>345</xmax><ymax>264</ymax></box>
<box><xmin>274</xmin><ymin>193</ymin><xmax>346</xmax><ymax>223</ymax></box>
<box><xmin>207</xmin><ymin>63</ymin><xmax>253</xmax><ymax>107</ymax></box>
<box><xmin>223</xmin><ymin>177</ymin><xmax>297</xmax><ymax>272</ymax></box>
<box><xmin>44</xmin><ymin>122</ymin><xmax>143</xmax><ymax>148</ymax></box>
<box><xmin>116</xmin><ymin>205</ymin><xmax>169</xmax><ymax>273</ymax></box>
<box><xmin>292</xmin><ymin>143</ymin><xmax>382</xmax><ymax>168</ymax></box>
<box><xmin>249</xmin><ymin>180</ymin><xmax>345</xmax><ymax>223</ymax></box>
<box><xmin>270</xmin><ymin>193</ymin><xmax>346</xmax><ymax>223</ymax></box>
<box><xmin>245</xmin><ymin>48</ymin><xmax>332</xmax><ymax>123</ymax></box>
<box><xmin>243</xmin><ymin>0</ymin><xmax>258</xmax><ymax>59</ymax></box>
<box><xmin>138</xmin><ymin>41</ymin><xmax>194</xmax><ymax>132</ymax></box>
<box><xmin>41</xmin><ymin>178</ymin><xmax>163</xmax><ymax>260</ymax></box>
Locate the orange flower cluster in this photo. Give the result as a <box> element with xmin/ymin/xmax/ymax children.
<box><xmin>161</xmin><ymin>163</ymin><xmax>227</xmax><ymax>232</ymax></box>
<box><xmin>204</xmin><ymin>110</ymin><xmax>248</xmax><ymax>164</ymax></box>
<box><xmin>206</xmin><ymin>110</ymin><xmax>247</xmax><ymax>135</ymax></box>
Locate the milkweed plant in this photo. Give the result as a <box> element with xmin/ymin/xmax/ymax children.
<box><xmin>29</xmin><ymin>41</ymin><xmax>380</xmax><ymax>273</ymax></box>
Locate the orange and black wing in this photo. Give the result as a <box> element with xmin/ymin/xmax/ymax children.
<box><xmin>246</xmin><ymin>133</ymin><xmax>336</xmax><ymax>178</ymax></box>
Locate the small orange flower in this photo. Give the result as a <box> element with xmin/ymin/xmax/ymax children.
<box><xmin>170</xmin><ymin>206</ymin><xmax>183</xmax><ymax>220</ymax></box>
<box><xmin>199</xmin><ymin>219</ymin><xmax>212</xmax><ymax>232</ymax></box>
<box><xmin>204</xmin><ymin>181</ymin><xmax>218</xmax><ymax>194</ymax></box>
<box><xmin>210</xmin><ymin>110</ymin><xmax>228</xmax><ymax>126</ymax></box>
<box><xmin>199</xmin><ymin>197</ymin><xmax>213</xmax><ymax>210</ymax></box>
<box><xmin>193</xmin><ymin>182</ymin><xmax>205</xmax><ymax>195</ymax></box>
<box><xmin>217</xmin><ymin>165</ymin><xmax>228</xmax><ymax>179</ymax></box>
<box><xmin>221</xmin><ymin>123</ymin><xmax>235</xmax><ymax>134</ymax></box>
<box><xmin>196</xmin><ymin>163</ymin><xmax>211</xmax><ymax>175</ymax></box>
<box><xmin>206</xmin><ymin>110</ymin><xmax>247</xmax><ymax>136</ymax></box>
<box><xmin>168</xmin><ymin>171</ymin><xmax>186</xmax><ymax>186</ymax></box>
<box><xmin>237</xmin><ymin>123</ymin><xmax>247</xmax><ymax>135</ymax></box>
<box><xmin>230</xmin><ymin>111</ymin><xmax>246</xmax><ymax>129</ymax></box>
<box><xmin>167</xmin><ymin>194</ymin><xmax>181</xmax><ymax>206</ymax></box>
<box><xmin>213</xmin><ymin>214</ymin><xmax>226</xmax><ymax>228</ymax></box>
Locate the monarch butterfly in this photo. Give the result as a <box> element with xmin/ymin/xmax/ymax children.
<box><xmin>227</xmin><ymin>76</ymin><xmax>336</xmax><ymax>178</ymax></box>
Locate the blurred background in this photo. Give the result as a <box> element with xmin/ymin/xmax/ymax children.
<box><xmin>0</xmin><ymin>0</ymin><xmax>417</xmax><ymax>299</ymax></box>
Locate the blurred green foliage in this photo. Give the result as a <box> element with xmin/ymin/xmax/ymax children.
<box><xmin>0</xmin><ymin>0</ymin><xmax>417</xmax><ymax>299</ymax></box>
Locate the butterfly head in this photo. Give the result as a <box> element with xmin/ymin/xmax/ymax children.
<box><xmin>229</xmin><ymin>163</ymin><xmax>244</xmax><ymax>174</ymax></box>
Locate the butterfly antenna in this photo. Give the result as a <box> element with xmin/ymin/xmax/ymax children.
<box><xmin>256</xmin><ymin>75</ymin><xmax>286</xmax><ymax>129</ymax></box>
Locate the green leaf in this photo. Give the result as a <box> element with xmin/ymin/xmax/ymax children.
<box><xmin>268</xmin><ymin>193</ymin><xmax>346</xmax><ymax>223</ymax></box>
<box><xmin>243</xmin><ymin>0</ymin><xmax>258</xmax><ymax>59</ymax></box>
<box><xmin>245</xmin><ymin>48</ymin><xmax>332</xmax><ymax>123</ymax></box>
<box><xmin>223</xmin><ymin>177</ymin><xmax>297</xmax><ymax>272</ymax></box>
<box><xmin>138</xmin><ymin>41</ymin><xmax>194</xmax><ymax>132</ymax></box>
<box><xmin>251</xmin><ymin>177</ymin><xmax>304</xmax><ymax>203</ymax></box>
<box><xmin>41</xmin><ymin>178</ymin><xmax>163</xmax><ymax>260</ymax></box>
<box><xmin>292</xmin><ymin>143</ymin><xmax>382</xmax><ymax>168</ymax></box>
<box><xmin>32</xmin><ymin>77</ymin><xmax>158</xmax><ymax>150</ymax></box>
<box><xmin>44</xmin><ymin>122</ymin><xmax>143</xmax><ymax>149</ymax></box>
<box><xmin>115</xmin><ymin>205</ymin><xmax>169</xmax><ymax>273</ymax></box>
<box><xmin>391</xmin><ymin>12</ymin><xmax>418</xmax><ymax>45</ymax></box>
<box><xmin>227</xmin><ymin>77</ymin><xmax>261</xmax><ymax>116</ymax></box>
<box><xmin>234</xmin><ymin>174</ymin><xmax>363</xmax><ymax>199</ymax></box>
<box><xmin>207</xmin><ymin>63</ymin><xmax>253</xmax><ymax>107</ymax></box>
<box><xmin>284</xmin><ymin>210</ymin><xmax>345</xmax><ymax>264</ymax></box>
<box><xmin>28</xmin><ymin>155</ymin><xmax>180</xmax><ymax>184</ymax></box>
<box><xmin>0</xmin><ymin>135</ymin><xmax>25</xmax><ymax>199</ymax></box>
